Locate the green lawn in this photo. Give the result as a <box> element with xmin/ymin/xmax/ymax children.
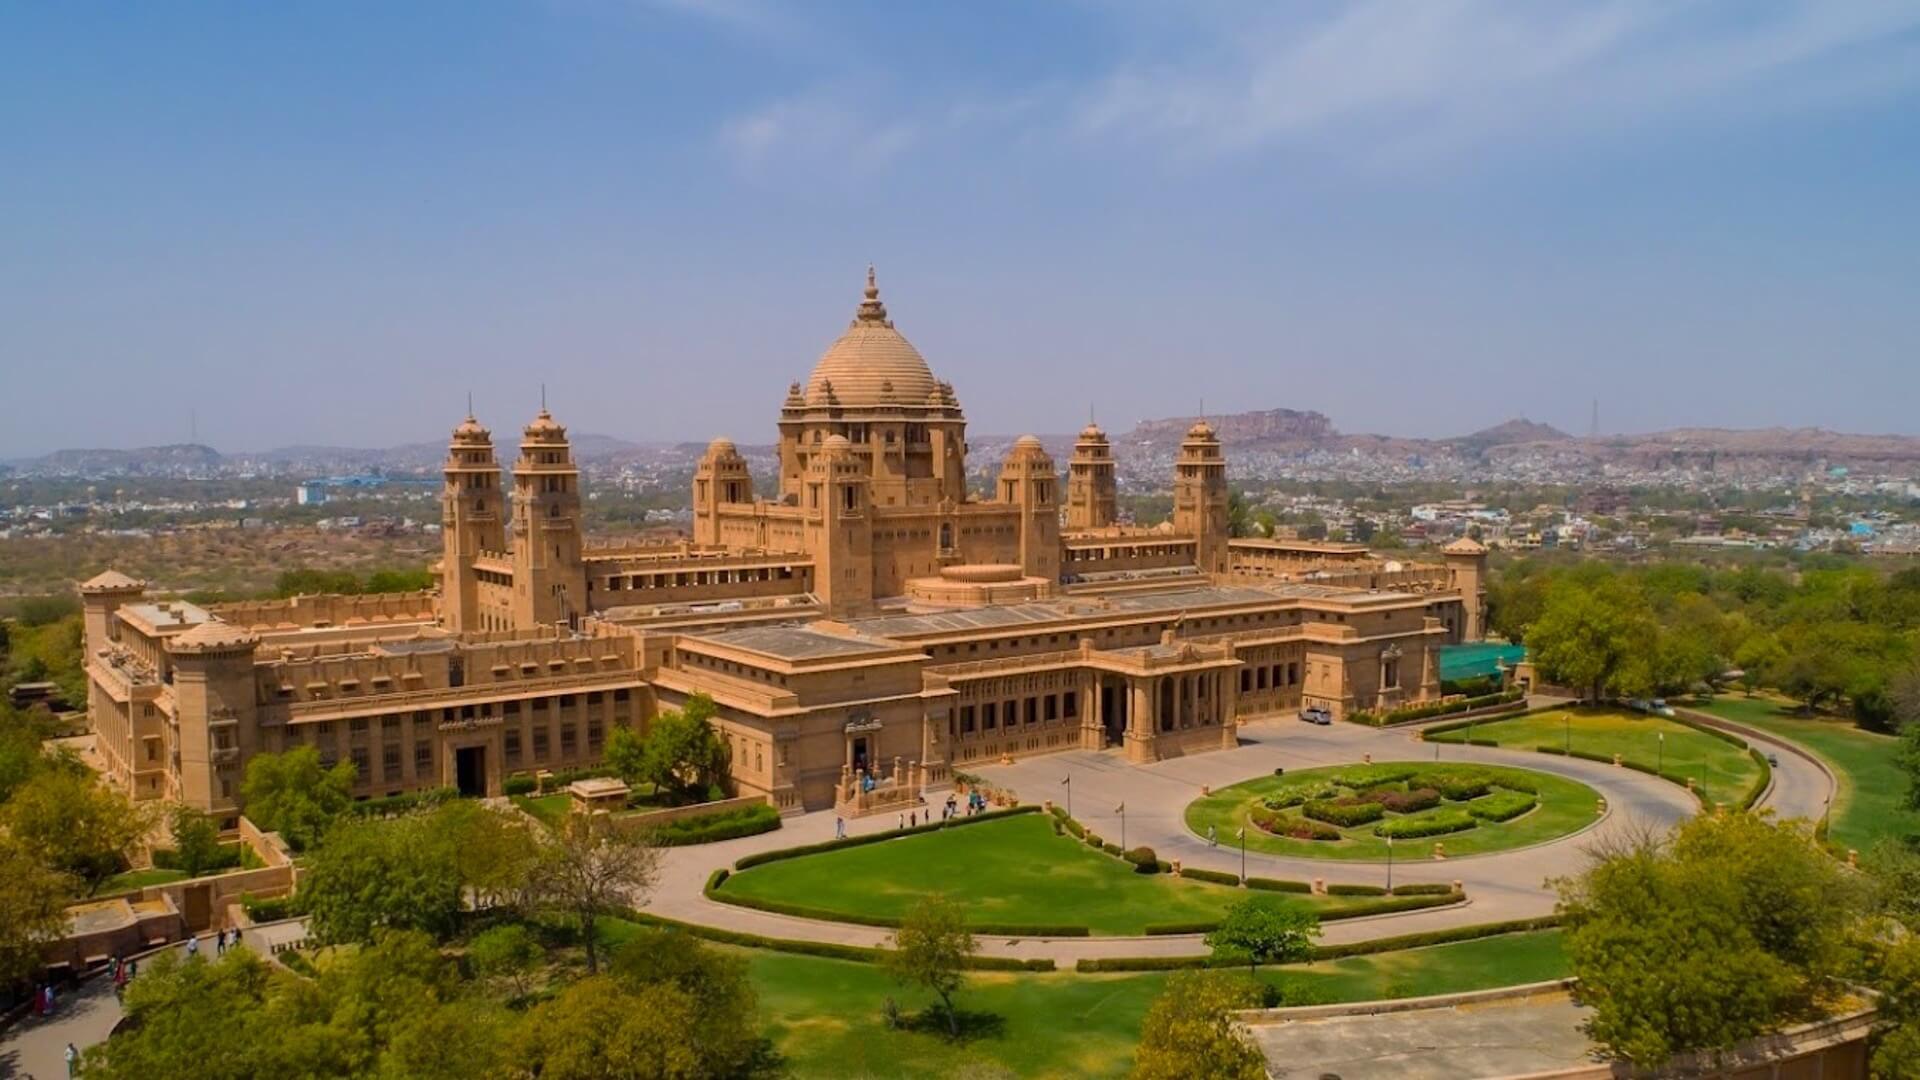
<box><xmin>714</xmin><ymin>814</ymin><xmax>1393</xmax><ymax>935</ymax></box>
<box><xmin>1185</xmin><ymin>761</ymin><xmax>1600</xmax><ymax>861</ymax></box>
<box><xmin>1694</xmin><ymin>695</ymin><xmax>1920</xmax><ymax>852</ymax></box>
<box><xmin>511</xmin><ymin>793</ymin><xmax>571</xmax><ymax>828</ymax></box>
<box><xmin>1426</xmin><ymin>706</ymin><xmax>1760</xmax><ymax>809</ymax></box>
<box><xmin>741</xmin><ymin>930</ymin><xmax>1568</xmax><ymax>1079</ymax></box>
<box><xmin>95</xmin><ymin>867</ymin><xmax>190</xmax><ymax>896</ymax></box>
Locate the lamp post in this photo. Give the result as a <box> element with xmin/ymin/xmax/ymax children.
<box><xmin>1061</xmin><ymin>774</ymin><xmax>1072</xmax><ymax>819</ymax></box>
<box><xmin>1386</xmin><ymin>834</ymin><xmax>1395</xmax><ymax>893</ymax></box>
<box><xmin>1564</xmin><ymin>712</ymin><xmax>1571</xmax><ymax>754</ymax></box>
<box><xmin>1657</xmin><ymin>731</ymin><xmax>1665</xmax><ymax>776</ymax></box>
<box><xmin>1117</xmin><ymin>803</ymin><xmax>1127</xmax><ymax>851</ymax></box>
<box><xmin>1238</xmin><ymin>827</ymin><xmax>1247</xmax><ymax>884</ymax></box>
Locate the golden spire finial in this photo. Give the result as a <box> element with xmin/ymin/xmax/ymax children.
<box><xmin>854</xmin><ymin>264</ymin><xmax>890</xmax><ymax>326</ymax></box>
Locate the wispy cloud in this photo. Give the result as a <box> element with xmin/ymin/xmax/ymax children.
<box><xmin>716</xmin><ymin>93</ymin><xmax>917</xmax><ymax>179</ymax></box>
<box><xmin>1077</xmin><ymin>1</ymin><xmax>1920</xmax><ymax>164</ymax></box>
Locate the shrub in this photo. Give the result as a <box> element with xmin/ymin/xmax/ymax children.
<box><xmin>537</xmin><ymin>766</ymin><xmax>620</xmax><ymax>792</ymax></box>
<box><xmin>1180</xmin><ymin>866</ymin><xmax>1241</xmax><ymax>886</ymax></box>
<box><xmin>1085</xmin><ymin>832</ymin><xmax>1104</xmax><ymax>848</ymax></box>
<box><xmin>240</xmin><ymin>892</ymin><xmax>305</xmax><ymax>923</ymax></box>
<box><xmin>704</xmin><ymin>868</ymin><xmax>730</xmax><ymax>893</ymax></box>
<box><xmin>1326</xmin><ymin>883</ymin><xmax>1387</xmax><ymax>897</ymax></box>
<box><xmin>1373</xmin><ymin>809</ymin><xmax>1477</xmax><ymax>839</ymax></box>
<box><xmin>1303</xmin><ymin>798</ymin><xmax>1385</xmax><ymax>828</ymax></box>
<box><xmin>1251</xmin><ymin>808</ymin><xmax>1341</xmax><ymax>841</ymax></box>
<box><xmin>1321</xmin><ymin>894</ymin><xmax>1463</xmax><ymax>920</ymax></box>
<box><xmin>1376</xmin><ymin>787</ymin><xmax>1441</xmax><ymax>814</ymax></box>
<box><xmin>1391</xmin><ymin>883</ymin><xmax>1456</xmax><ymax>896</ymax></box>
<box><xmin>1410</xmin><ymin>768</ymin><xmax>1494</xmax><ymax>801</ymax></box>
<box><xmin>1490</xmin><ymin>774</ymin><xmax>1539</xmax><ymax>795</ymax></box>
<box><xmin>1245</xmin><ymin>877</ymin><xmax>1312</xmax><ymax>893</ymax></box>
<box><xmin>616</xmin><ymin>907</ymin><xmax>1056</xmax><ymax>970</ymax></box>
<box><xmin>1061</xmin><ymin>816</ymin><xmax>1086</xmax><ymax>839</ymax></box>
<box><xmin>1102</xmin><ymin>842</ymin><xmax>1123</xmax><ymax>856</ymax></box>
<box><xmin>1467</xmin><ymin>790</ymin><xmax>1538</xmax><ymax>823</ymax></box>
<box><xmin>651</xmin><ymin>802</ymin><xmax>781</xmax><ymax>846</ymax></box>
<box><xmin>1330</xmin><ymin>764</ymin><xmax>1418</xmax><ymax>788</ymax></box>
<box><xmin>1261</xmin><ymin>781</ymin><xmax>1338</xmax><ymax>810</ymax></box>
<box><xmin>151</xmin><ymin>842</ymin><xmax>243</xmax><ymax>875</ymax></box>
<box><xmin>1309</xmin><ymin>915</ymin><xmax>1560</xmax><ymax>960</ymax></box>
<box><xmin>1144</xmin><ymin>921</ymin><xmax>1220</xmax><ymax>935</ymax></box>
<box><xmin>502</xmin><ymin>775</ymin><xmax>537</xmax><ymax>797</ymax></box>
<box><xmin>1124</xmin><ymin>846</ymin><xmax>1161</xmax><ymax>874</ymax></box>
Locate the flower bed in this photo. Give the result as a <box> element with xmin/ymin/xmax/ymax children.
<box><xmin>1466</xmin><ymin>790</ymin><xmax>1538</xmax><ymax>823</ymax></box>
<box><xmin>1302</xmin><ymin>798</ymin><xmax>1386</xmax><ymax>827</ymax></box>
<box><xmin>1373</xmin><ymin>808</ymin><xmax>1478</xmax><ymax>839</ymax></box>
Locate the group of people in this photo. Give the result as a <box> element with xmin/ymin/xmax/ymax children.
<box><xmin>183</xmin><ymin>926</ymin><xmax>241</xmax><ymax>959</ymax></box>
<box><xmin>830</xmin><ymin>788</ymin><xmax>997</xmax><ymax>839</ymax></box>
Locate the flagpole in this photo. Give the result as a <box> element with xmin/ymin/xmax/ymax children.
<box><xmin>1238</xmin><ymin>827</ymin><xmax>1246</xmax><ymax>883</ymax></box>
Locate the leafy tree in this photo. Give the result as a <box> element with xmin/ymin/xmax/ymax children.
<box><xmin>1204</xmin><ymin>897</ymin><xmax>1318</xmax><ymax>976</ymax></box>
<box><xmin>1555</xmin><ymin>814</ymin><xmax>1862</xmax><ymax>1066</ymax></box>
<box><xmin>1899</xmin><ymin>720</ymin><xmax>1920</xmax><ymax>814</ymax></box>
<box><xmin>510</xmin><ymin>975</ymin><xmax>706</xmax><ymax>1080</ymax></box>
<box><xmin>80</xmin><ymin>949</ymin><xmax>302</xmax><ymax>1080</ymax></box>
<box><xmin>377</xmin><ymin>997</ymin><xmax>517</xmax><ymax>1080</ymax></box>
<box><xmin>640</xmin><ymin>694</ymin><xmax>730</xmax><ymax>804</ymax></box>
<box><xmin>608</xmin><ymin>928</ymin><xmax>766</xmax><ymax>1075</ymax></box>
<box><xmin>302</xmin><ymin>811</ymin><xmax>465</xmax><ymax>944</ymax></box>
<box><xmin>602</xmin><ymin>724</ymin><xmax>648</xmax><ymax>788</ymax></box>
<box><xmin>1526</xmin><ymin>576</ymin><xmax>1653</xmax><ymax>703</ymax></box>
<box><xmin>4</xmin><ymin>768</ymin><xmax>154</xmax><ymax>893</ymax></box>
<box><xmin>884</xmin><ymin>893</ymin><xmax>977</xmax><ymax>1037</ymax></box>
<box><xmin>167</xmin><ymin>803</ymin><xmax>226</xmax><ymax>879</ymax></box>
<box><xmin>239</xmin><ymin>745</ymin><xmax>355</xmax><ymax>850</ymax></box>
<box><xmin>467</xmin><ymin>922</ymin><xmax>543</xmax><ymax>1000</ymax></box>
<box><xmin>1872</xmin><ymin>936</ymin><xmax>1920</xmax><ymax>1080</ymax></box>
<box><xmin>529</xmin><ymin>819</ymin><xmax>660</xmax><ymax>974</ymax></box>
<box><xmin>433</xmin><ymin>798</ymin><xmax>542</xmax><ymax>912</ymax></box>
<box><xmin>1130</xmin><ymin>970</ymin><xmax>1268</xmax><ymax>1080</ymax></box>
<box><xmin>0</xmin><ymin>835</ymin><xmax>73</xmax><ymax>987</ymax></box>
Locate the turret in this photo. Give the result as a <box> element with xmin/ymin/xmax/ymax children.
<box><xmin>1173</xmin><ymin>419</ymin><xmax>1231</xmax><ymax>576</ymax></box>
<box><xmin>441</xmin><ymin>412</ymin><xmax>505</xmax><ymax>634</ymax></box>
<box><xmin>167</xmin><ymin>622</ymin><xmax>259</xmax><ymax>814</ymax></box>
<box><xmin>999</xmin><ymin>436</ymin><xmax>1060</xmax><ymax>586</ymax></box>
<box><xmin>802</xmin><ymin>434</ymin><xmax>873</xmax><ymax>618</ymax></box>
<box><xmin>510</xmin><ymin>407</ymin><xmax>587</xmax><ymax>629</ymax></box>
<box><xmin>692</xmin><ymin>437</ymin><xmax>752</xmax><ymax>545</ymax></box>
<box><xmin>1442</xmin><ymin>537</ymin><xmax>1489</xmax><ymax>641</ymax></box>
<box><xmin>1065</xmin><ymin>421</ymin><xmax>1117</xmax><ymax>530</ymax></box>
<box><xmin>79</xmin><ymin>570</ymin><xmax>147</xmax><ymax>660</ymax></box>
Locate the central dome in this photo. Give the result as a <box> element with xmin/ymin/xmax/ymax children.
<box><xmin>804</xmin><ymin>267</ymin><xmax>940</xmax><ymax>409</ymax></box>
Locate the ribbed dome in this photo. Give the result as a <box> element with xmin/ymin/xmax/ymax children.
<box><xmin>803</xmin><ymin>267</ymin><xmax>939</xmax><ymax>409</ymax></box>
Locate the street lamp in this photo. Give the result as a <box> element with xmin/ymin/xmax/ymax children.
<box><xmin>1657</xmin><ymin>731</ymin><xmax>1664</xmax><ymax>776</ymax></box>
<box><xmin>1117</xmin><ymin>803</ymin><xmax>1127</xmax><ymax>851</ymax></box>
<box><xmin>1238</xmin><ymin>826</ymin><xmax>1247</xmax><ymax>884</ymax></box>
<box><xmin>1564</xmin><ymin>712</ymin><xmax>1571</xmax><ymax>754</ymax></box>
<box><xmin>1386</xmin><ymin>834</ymin><xmax>1395</xmax><ymax>892</ymax></box>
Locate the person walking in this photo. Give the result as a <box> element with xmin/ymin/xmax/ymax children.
<box><xmin>65</xmin><ymin>1041</ymin><xmax>79</xmax><ymax>1078</ymax></box>
<box><xmin>1207</xmin><ymin>824</ymin><xmax>1217</xmax><ymax>847</ymax></box>
<box><xmin>186</xmin><ymin>934</ymin><xmax>199</xmax><ymax>958</ymax></box>
<box><xmin>43</xmin><ymin>985</ymin><xmax>54</xmax><ymax>1016</ymax></box>
<box><xmin>215</xmin><ymin>929</ymin><xmax>226</xmax><ymax>956</ymax></box>
<box><xmin>834</xmin><ymin>816</ymin><xmax>845</xmax><ymax>839</ymax></box>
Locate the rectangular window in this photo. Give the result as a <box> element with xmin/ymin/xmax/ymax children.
<box><xmin>1288</xmin><ymin>662</ymin><xmax>1299</xmax><ymax>685</ymax></box>
<box><xmin>982</xmin><ymin>703</ymin><xmax>996</xmax><ymax>730</ymax></box>
<box><xmin>533</xmin><ymin>728</ymin><xmax>550</xmax><ymax>760</ymax></box>
<box><xmin>504</xmin><ymin>729</ymin><xmax>521</xmax><ymax>764</ymax></box>
<box><xmin>382</xmin><ymin>744</ymin><xmax>400</xmax><ymax>775</ymax></box>
<box><xmin>1063</xmin><ymin>693</ymin><xmax>1077</xmax><ymax>719</ymax></box>
<box><xmin>587</xmin><ymin>720</ymin><xmax>603</xmax><ymax>752</ymax></box>
<box><xmin>349</xmin><ymin>718</ymin><xmax>368</xmax><ymax>734</ymax></box>
<box><xmin>960</xmin><ymin>706</ymin><xmax>975</xmax><ymax>734</ymax></box>
<box><xmin>561</xmin><ymin>725</ymin><xmax>577</xmax><ymax>756</ymax></box>
<box><xmin>349</xmin><ymin>746</ymin><xmax>370</xmax><ymax>778</ymax></box>
<box><xmin>414</xmin><ymin>742</ymin><xmax>432</xmax><ymax>772</ymax></box>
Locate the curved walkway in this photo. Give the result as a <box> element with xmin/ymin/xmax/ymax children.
<box><xmin>641</xmin><ymin>706</ymin><xmax>1836</xmax><ymax>965</ymax></box>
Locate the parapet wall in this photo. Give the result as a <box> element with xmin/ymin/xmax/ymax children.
<box><xmin>211</xmin><ymin>590</ymin><xmax>438</xmax><ymax>630</ymax></box>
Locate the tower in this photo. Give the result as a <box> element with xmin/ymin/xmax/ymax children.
<box><xmin>692</xmin><ymin>437</ymin><xmax>753</xmax><ymax>546</ymax></box>
<box><xmin>510</xmin><ymin>407</ymin><xmax>587</xmax><ymax>629</ymax></box>
<box><xmin>999</xmin><ymin>435</ymin><xmax>1061</xmax><ymax>586</ymax></box>
<box><xmin>802</xmin><ymin>434</ymin><xmax>873</xmax><ymax>618</ymax></box>
<box><xmin>1065</xmin><ymin>420</ymin><xmax>1117</xmax><ymax>530</ymax></box>
<box><xmin>1173</xmin><ymin>419</ymin><xmax>1231</xmax><ymax>576</ymax></box>
<box><xmin>167</xmin><ymin>622</ymin><xmax>259</xmax><ymax>814</ymax></box>
<box><xmin>440</xmin><ymin>413</ymin><xmax>506</xmax><ymax>634</ymax></box>
<box><xmin>1441</xmin><ymin>537</ymin><xmax>1489</xmax><ymax>641</ymax></box>
<box><xmin>79</xmin><ymin>569</ymin><xmax>147</xmax><ymax>660</ymax></box>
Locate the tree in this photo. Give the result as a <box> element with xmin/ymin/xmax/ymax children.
<box><xmin>467</xmin><ymin>922</ymin><xmax>543</xmax><ymax>1000</ymax></box>
<box><xmin>434</xmin><ymin>798</ymin><xmax>542</xmax><ymax>912</ymax></box>
<box><xmin>81</xmin><ymin>949</ymin><xmax>299</xmax><ymax>1080</ymax></box>
<box><xmin>1204</xmin><ymin>897</ymin><xmax>1319</xmax><ymax>976</ymax></box>
<box><xmin>3</xmin><ymin>768</ymin><xmax>153</xmax><ymax>894</ymax></box>
<box><xmin>602</xmin><ymin>725</ymin><xmax>648</xmax><ymax>788</ymax></box>
<box><xmin>529</xmin><ymin>819</ymin><xmax>660</xmax><ymax>974</ymax></box>
<box><xmin>1130</xmin><ymin>970</ymin><xmax>1267</xmax><ymax>1080</ymax></box>
<box><xmin>640</xmin><ymin>694</ymin><xmax>729</xmax><ymax>804</ymax></box>
<box><xmin>510</xmin><ymin>975</ymin><xmax>705</xmax><ymax>1080</ymax></box>
<box><xmin>378</xmin><ymin>998</ymin><xmax>516</xmax><ymax>1080</ymax></box>
<box><xmin>1526</xmin><ymin>576</ymin><xmax>1652</xmax><ymax>703</ymax></box>
<box><xmin>884</xmin><ymin>894</ymin><xmax>976</xmax><ymax>1036</ymax></box>
<box><xmin>239</xmin><ymin>745</ymin><xmax>355</xmax><ymax>850</ymax></box>
<box><xmin>607</xmin><ymin>928</ymin><xmax>766</xmax><ymax>1075</ymax></box>
<box><xmin>302</xmin><ymin>811</ymin><xmax>465</xmax><ymax>944</ymax></box>
<box><xmin>1554</xmin><ymin>814</ymin><xmax>1863</xmax><ymax>1066</ymax></box>
<box><xmin>1900</xmin><ymin>720</ymin><xmax>1920</xmax><ymax>814</ymax></box>
<box><xmin>168</xmin><ymin>803</ymin><xmax>226</xmax><ymax>879</ymax></box>
<box><xmin>0</xmin><ymin>835</ymin><xmax>72</xmax><ymax>987</ymax></box>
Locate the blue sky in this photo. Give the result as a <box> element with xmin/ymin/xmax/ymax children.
<box><xmin>3</xmin><ymin>1</ymin><xmax>1918</xmax><ymax>456</ymax></box>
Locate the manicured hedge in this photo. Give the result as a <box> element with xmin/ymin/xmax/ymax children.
<box><xmin>1250</xmin><ymin>808</ymin><xmax>1341</xmax><ymax>841</ymax></box>
<box><xmin>539</xmin><ymin>765</ymin><xmax>621</xmax><ymax>790</ymax></box>
<box><xmin>1303</xmin><ymin>798</ymin><xmax>1385</xmax><ymax>827</ymax></box>
<box><xmin>731</xmin><ymin>805</ymin><xmax>1039</xmax><ymax>871</ymax></box>
<box><xmin>705</xmin><ymin>868</ymin><xmax>730</xmax><ymax>893</ymax></box>
<box><xmin>502</xmin><ymin>775</ymin><xmax>538</xmax><ymax>797</ymax></box>
<box><xmin>1245</xmin><ymin>876</ymin><xmax>1312</xmax><ymax>893</ymax></box>
<box><xmin>347</xmin><ymin>786</ymin><xmax>459</xmax><ymax>818</ymax></box>
<box><xmin>1467</xmin><ymin>790</ymin><xmax>1538</xmax><ymax>823</ymax></box>
<box><xmin>617</xmin><ymin>907</ymin><xmax>1056</xmax><ymax>971</ymax></box>
<box><xmin>652</xmin><ymin>802</ymin><xmax>781</xmax><ymax>846</ymax></box>
<box><xmin>1123</xmin><ymin>847</ymin><xmax>1160</xmax><ymax>874</ymax></box>
<box><xmin>1325</xmin><ymin>883</ymin><xmax>1387</xmax><ymax>897</ymax></box>
<box><xmin>1178</xmin><ymin>867</ymin><xmax>1241</xmax><ymax>886</ymax></box>
<box><xmin>152</xmin><ymin>842</ymin><xmax>244</xmax><ymax>874</ymax></box>
<box><xmin>1309</xmin><ymin>915</ymin><xmax>1560</xmax><ymax>960</ymax></box>
<box><xmin>240</xmin><ymin>892</ymin><xmax>305</xmax><ymax>922</ymax></box>
<box><xmin>1138</xmin><ymin>892</ymin><xmax>1464</xmax><ymax>937</ymax></box>
<box><xmin>1373</xmin><ymin>787</ymin><xmax>1441</xmax><ymax>814</ymax></box>
<box><xmin>1144</xmin><ymin>921</ymin><xmax>1220</xmax><ymax>936</ymax></box>
<box><xmin>1349</xmin><ymin>689</ymin><xmax>1526</xmax><ymax>727</ymax></box>
<box><xmin>1390</xmin><ymin>883</ymin><xmax>1456</xmax><ymax>896</ymax></box>
<box><xmin>1373</xmin><ymin>809</ymin><xmax>1477</xmax><ymax>839</ymax></box>
<box><xmin>1331</xmin><ymin>765</ymin><xmax>1419</xmax><ymax>788</ymax></box>
<box><xmin>1741</xmin><ymin>748</ymin><xmax>1772</xmax><ymax>810</ymax></box>
<box><xmin>1260</xmin><ymin>781</ymin><xmax>1338</xmax><ymax>810</ymax></box>
<box><xmin>1075</xmin><ymin>955</ymin><xmax>1229</xmax><ymax>972</ymax></box>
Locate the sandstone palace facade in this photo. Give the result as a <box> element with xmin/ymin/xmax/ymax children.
<box><xmin>81</xmin><ymin>271</ymin><xmax>1488</xmax><ymax>825</ymax></box>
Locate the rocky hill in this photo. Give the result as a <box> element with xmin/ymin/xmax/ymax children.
<box><xmin>1126</xmin><ymin>408</ymin><xmax>1338</xmax><ymax>448</ymax></box>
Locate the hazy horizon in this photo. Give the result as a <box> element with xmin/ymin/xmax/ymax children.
<box><xmin>5</xmin><ymin>2</ymin><xmax>1918</xmax><ymax>458</ymax></box>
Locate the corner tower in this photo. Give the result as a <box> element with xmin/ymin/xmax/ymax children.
<box><xmin>1065</xmin><ymin>421</ymin><xmax>1117</xmax><ymax>530</ymax></box>
<box><xmin>802</xmin><ymin>434</ymin><xmax>874</xmax><ymax>618</ymax></box>
<box><xmin>1173</xmin><ymin>419</ymin><xmax>1231</xmax><ymax>577</ymax></box>
<box><xmin>692</xmin><ymin>438</ymin><xmax>753</xmax><ymax>546</ymax></box>
<box><xmin>999</xmin><ymin>436</ymin><xmax>1061</xmax><ymax>586</ymax></box>
<box><xmin>510</xmin><ymin>407</ymin><xmax>587</xmax><ymax>629</ymax></box>
<box><xmin>1442</xmin><ymin>536</ymin><xmax>1489</xmax><ymax>641</ymax></box>
<box><xmin>441</xmin><ymin>413</ymin><xmax>505</xmax><ymax>634</ymax></box>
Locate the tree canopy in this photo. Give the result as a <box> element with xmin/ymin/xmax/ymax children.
<box><xmin>239</xmin><ymin>745</ymin><xmax>356</xmax><ymax>850</ymax></box>
<box><xmin>637</xmin><ymin>694</ymin><xmax>730</xmax><ymax>804</ymax></box>
<box><xmin>3</xmin><ymin>767</ymin><xmax>153</xmax><ymax>894</ymax></box>
<box><xmin>884</xmin><ymin>893</ymin><xmax>977</xmax><ymax>1037</ymax></box>
<box><xmin>1130</xmin><ymin>970</ymin><xmax>1268</xmax><ymax>1080</ymax></box>
<box><xmin>1204</xmin><ymin>897</ymin><xmax>1318</xmax><ymax>976</ymax></box>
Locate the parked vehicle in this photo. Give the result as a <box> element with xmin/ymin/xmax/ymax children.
<box><xmin>1299</xmin><ymin>707</ymin><xmax>1332</xmax><ymax>726</ymax></box>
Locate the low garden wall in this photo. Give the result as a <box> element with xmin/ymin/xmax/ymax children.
<box><xmin>612</xmin><ymin>794</ymin><xmax>766</xmax><ymax>830</ymax></box>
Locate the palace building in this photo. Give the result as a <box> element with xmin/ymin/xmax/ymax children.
<box><xmin>80</xmin><ymin>270</ymin><xmax>1487</xmax><ymax>825</ymax></box>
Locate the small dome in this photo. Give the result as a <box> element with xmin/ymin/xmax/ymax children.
<box><xmin>803</xmin><ymin>268</ymin><xmax>942</xmax><ymax>411</ymax></box>
<box><xmin>1443</xmin><ymin>536</ymin><xmax>1488</xmax><ymax>555</ymax></box>
<box><xmin>707</xmin><ymin>437</ymin><xmax>738</xmax><ymax>456</ymax></box>
<box><xmin>1078</xmin><ymin>422</ymin><xmax>1106</xmax><ymax>441</ymax></box>
<box><xmin>80</xmin><ymin>569</ymin><xmax>146</xmax><ymax>593</ymax></box>
<box><xmin>1186</xmin><ymin>419</ymin><xmax>1218</xmax><ymax>440</ymax></box>
<box><xmin>822</xmin><ymin>433</ymin><xmax>852</xmax><ymax>450</ymax></box>
<box><xmin>1013</xmin><ymin>434</ymin><xmax>1044</xmax><ymax>450</ymax></box>
<box><xmin>452</xmin><ymin>415</ymin><xmax>491</xmax><ymax>443</ymax></box>
<box><xmin>524</xmin><ymin>408</ymin><xmax>566</xmax><ymax>439</ymax></box>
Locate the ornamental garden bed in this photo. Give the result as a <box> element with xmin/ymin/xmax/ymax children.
<box><xmin>1188</xmin><ymin>762</ymin><xmax>1603</xmax><ymax>861</ymax></box>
